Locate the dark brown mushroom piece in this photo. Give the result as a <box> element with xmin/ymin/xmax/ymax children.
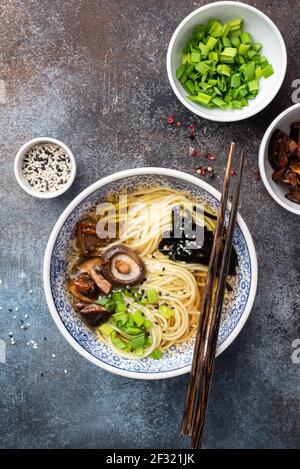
<box><xmin>290</xmin><ymin>162</ymin><xmax>300</xmax><ymax>176</ymax></box>
<box><xmin>268</xmin><ymin>129</ymin><xmax>297</xmax><ymax>170</ymax></box>
<box><xmin>102</xmin><ymin>245</ymin><xmax>145</xmax><ymax>286</ymax></box>
<box><xmin>283</xmin><ymin>169</ymin><xmax>299</xmax><ymax>188</ymax></box>
<box><xmin>77</xmin><ymin>218</ymin><xmax>99</xmax><ymax>256</ymax></box>
<box><xmin>79</xmin><ymin>257</ymin><xmax>112</xmax><ymax>295</ymax></box>
<box><xmin>79</xmin><ymin>304</ymin><xmax>111</xmax><ymax>328</ymax></box>
<box><xmin>285</xmin><ymin>189</ymin><xmax>300</xmax><ymax>204</ymax></box>
<box><xmin>67</xmin><ymin>273</ymin><xmax>98</xmax><ymax>303</ymax></box>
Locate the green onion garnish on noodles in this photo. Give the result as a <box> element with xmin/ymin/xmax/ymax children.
<box><xmin>130</xmin><ymin>333</ymin><xmax>146</xmax><ymax>349</ymax></box>
<box><xmin>158</xmin><ymin>305</ymin><xmax>174</xmax><ymax>319</ymax></box>
<box><xmin>151</xmin><ymin>349</ymin><xmax>162</xmax><ymax>360</ymax></box>
<box><xmin>146</xmin><ymin>289</ymin><xmax>158</xmax><ymax>304</ymax></box>
<box><xmin>131</xmin><ymin>310</ymin><xmax>144</xmax><ymax>327</ymax></box>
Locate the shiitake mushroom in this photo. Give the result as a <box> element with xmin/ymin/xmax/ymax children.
<box><xmin>101</xmin><ymin>245</ymin><xmax>146</xmax><ymax>286</ymax></box>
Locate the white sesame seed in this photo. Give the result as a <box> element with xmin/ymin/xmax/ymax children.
<box><xmin>15</xmin><ymin>306</ymin><xmax>18</xmax><ymax>312</ymax></box>
<box><xmin>13</xmin><ymin>315</ymin><xmax>17</xmax><ymax>319</ymax></box>
<box><xmin>0</xmin><ymin>279</ymin><xmax>2</xmax><ymax>285</ymax></box>
<box><xmin>33</xmin><ymin>343</ymin><xmax>38</xmax><ymax>350</ymax></box>
<box><xmin>29</xmin><ymin>290</ymin><xmax>33</xmax><ymax>294</ymax></box>
<box><xmin>24</xmin><ymin>314</ymin><xmax>29</xmax><ymax>319</ymax></box>
<box><xmin>51</xmin><ymin>353</ymin><xmax>56</xmax><ymax>358</ymax></box>
<box><xmin>10</xmin><ymin>338</ymin><xmax>16</xmax><ymax>345</ymax></box>
<box><xmin>64</xmin><ymin>369</ymin><xmax>68</xmax><ymax>374</ymax></box>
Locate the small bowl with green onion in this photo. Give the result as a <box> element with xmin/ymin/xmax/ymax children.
<box><xmin>167</xmin><ymin>1</ymin><xmax>286</xmax><ymax>122</ymax></box>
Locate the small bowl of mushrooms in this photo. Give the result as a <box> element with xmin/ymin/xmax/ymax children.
<box><xmin>259</xmin><ymin>103</ymin><xmax>300</xmax><ymax>215</ymax></box>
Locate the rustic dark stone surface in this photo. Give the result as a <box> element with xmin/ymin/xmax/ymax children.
<box><xmin>0</xmin><ymin>0</ymin><xmax>300</xmax><ymax>449</ymax></box>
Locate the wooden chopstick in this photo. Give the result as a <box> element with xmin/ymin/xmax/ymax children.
<box><xmin>180</xmin><ymin>142</ymin><xmax>236</xmax><ymax>436</ymax></box>
<box><xmin>191</xmin><ymin>150</ymin><xmax>245</xmax><ymax>448</ymax></box>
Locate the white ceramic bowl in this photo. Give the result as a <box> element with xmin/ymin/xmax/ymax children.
<box><xmin>259</xmin><ymin>103</ymin><xmax>300</xmax><ymax>215</ymax></box>
<box><xmin>167</xmin><ymin>1</ymin><xmax>287</xmax><ymax>122</ymax></box>
<box><xmin>44</xmin><ymin>168</ymin><xmax>258</xmax><ymax>379</ymax></box>
<box><xmin>14</xmin><ymin>137</ymin><xmax>76</xmax><ymax>199</ymax></box>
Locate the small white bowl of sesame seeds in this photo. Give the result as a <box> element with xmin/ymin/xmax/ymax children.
<box><xmin>14</xmin><ymin>137</ymin><xmax>76</xmax><ymax>199</ymax></box>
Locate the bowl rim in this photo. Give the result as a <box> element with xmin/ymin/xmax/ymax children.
<box><xmin>166</xmin><ymin>0</ymin><xmax>287</xmax><ymax>123</ymax></box>
<box><xmin>43</xmin><ymin>167</ymin><xmax>258</xmax><ymax>379</ymax></box>
<box><xmin>258</xmin><ymin>102</ymin><xmax>300</xmax><ymax>215</ymax></box>
<box><xmin>14</xmin><ymin>137</ymin><xmax>77</xmax><ymax>199</ymax></box>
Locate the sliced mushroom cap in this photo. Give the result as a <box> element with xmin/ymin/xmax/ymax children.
<box><xmin>68</xmin><ymin>277</ymin><xmax>97</xmax><ymax>303</ymax></box>
<box><xmin>102</xmin><ymin>245</ymin><xmax>145</xmax><ymax>286</ymax></box>
<box><xmin>79</xmin><ymin>257</ymin><xmax>112</xmax><ymax>295</ymax></box>
<box><xmin>77</xmin><ymin>218</ymin><xmax>99</xmax><ymax>256</ymax></box>
<box><xmin>79</xmin><ymin>304</ymin><xmax>111</xmax><ymax>327</ymax></box>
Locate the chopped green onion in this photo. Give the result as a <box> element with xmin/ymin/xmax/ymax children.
<box><xmin>111</xmin><ymin>291</ymin><xmax>123</xmax><ymax>303</ymax></box>
<box><xmin>240</xmin><ymin>31</ymin><xmax>252</xmax><ymax>44</ymax></box>
<box><xmin>238</xmin><ymin>43</ymin><xmax>250</xmax><ymax>55</ymax></box>
<box><xmin>111</xmin><ymin>336</ymin><xmax>127</xmax><ymax>350</ymax></box>
<box><xmin>254</xmin><ymin>42</ymin><xmax>262</xmax><ymax>52</ymax></box>
<box><xmin>176</xmin><ymin>63</ymin><xmax>185</xmax><ymax>79</ymax></box>
<box><xmin>187</xmin><ymin>92</ymin><xmax>212</xmax><ymax>105</ymax></box>
<box><xmin>177</xmin><ymin>17</ymin><xmax>273</xmax><ymax>110</ymax></box>
<box><xmin>146</xmin><ymin>289</ymin><xmax>158</xmax><ymax>304</ymax></box>
<box><xmin>191</xmin><ymin>50</ymin><xmax>201</xmax><ymax>63</ymax></box>
<box><xmin>116</xmin><ymin>302</ymin><xmax>126</xmax><ymax>313</ymax></box>
<box><xmin>261</xmin><ymin>64</ymin><xmax>273</xmax><ymax>78</ymax></box>
<box><xmin>123</xmin><ymin>288</ymin><xmax>133</xmax><ymax>298</ymax></box>
<box><xmin>151</xmin><ymin>348</ymin><xmax>162</xmax><ymax>360</ymax></box>
<box><xmin>144</xmin><ymin>319</ymin><xmax>152</xmax><ymax>330</ymax></box>
<box><xmin>130</xmin><ymin>333</ymin><xmax>146</xmax><ymax>350</ymax></box>
<box><xmin>99</xmin><ymin>323</ymin><xmax>114</xmax><ymax>336</ymax></box>
<box><xmin>97</xmin><ymin>295</ymin><xmax>110</xmax><ymax>305</ymax></box>
<box><xmin>220</xmin><ymin>23</ymin><xmax>230</xmax><ymax>37</ymax></box>
<box><xmin>113</xmin><ymin>312</ymin><xmax>128</xmax><ymax>325</ymax></box>
<box><xmin>231</xmin><ymin>73</ymin><xmax>241</xmax><ymax>88</ymax></box>
<box><xmin>125</xmin><ymin>326</ymin><xmax>142</xmax><ymax>335</ymax></box>
<box><xmin>135</xmin><ymin>347</ymin><xmax>144</xmax><ymax>357</ymax></box>
<box><xmin>217</xmin><ymin>64</ymin><xmax>231</xmax><ymax>76</ymax></box>
<box><xmin>158</xmin><ymin>305</ymin><xmax>174</xmax><ymax>319</ymax></box>
<box><xmin>248</xmin><ymin>79</ymin><xmax>259</xmax><ymax>92</ymax></box>
<box><xmin>211</xmin><ymin>97</ymin><xmax>228</xmax><ymax>109</ymax></box>
<box><xmin>131</xmin><ymin>310</ymin><xmax>144</xmax><ymax>327</ymax></box>
<box><xmin>207</xmin><ymin>36</ymin><xmax>218</xmax><ymax>50</ymax></box>
<box><xmin>208</xmin><ymin>20</ymin><xmax>223</xmax><ymax>38</ymax></box>
<box><xmin>230</xmin><ymin>35</ymin><xmax>241</xmax><ymax>48</ymax></box>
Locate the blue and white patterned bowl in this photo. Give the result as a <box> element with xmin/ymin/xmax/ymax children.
<box><xmin>43</xmin><ymin>168</ymin><xmax>257</xmax><ymax>379</ymax></box>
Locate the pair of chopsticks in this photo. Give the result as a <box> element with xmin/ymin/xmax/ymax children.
<box><xmin>181</xmin><ymin>143</ymin><xmax>245</xmax><ymax>448</ymax></box>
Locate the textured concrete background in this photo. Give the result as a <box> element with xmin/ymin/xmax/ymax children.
<box><xmin>0</xmin><ymin>0</ymin><xmax>299</xmax><ymax>449</ymax></box>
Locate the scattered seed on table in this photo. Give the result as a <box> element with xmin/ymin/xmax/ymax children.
<box><xmin>51</xmin><ymin>353</ymin><xmax>56</xmax><ymax>358</ymax></box>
